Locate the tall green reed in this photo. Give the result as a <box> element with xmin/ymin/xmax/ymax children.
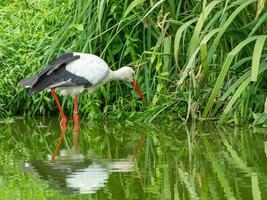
<box><xmin>1</xmin><ymin>0</ymin><xmax>267</xmax><ymax>123</ymax></box>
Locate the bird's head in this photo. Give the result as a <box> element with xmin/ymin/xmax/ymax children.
<box><xmin>116</xmin><ymin>66</ymin><xmax>135</xmax><ymax>82</ymax></box>
<box><xmin>113</xmin><ymin>66</ymin><xmax>146</xmax><ymax>103</ymax></box>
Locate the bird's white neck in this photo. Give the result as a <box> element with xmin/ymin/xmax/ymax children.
<box><xmin>110</xmin><ymin>69</ymin><xmax>127</xmax><ymax>81</ymax></box>
<box><xmin>109</xmin><ymin>66</ymin><xmax>134</xmax><ymax>82</ymax></box>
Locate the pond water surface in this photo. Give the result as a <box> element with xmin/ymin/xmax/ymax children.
<box><xmin>0</xmin><ymin>117</ymin><xmax>267</xmax><ymax>199</ymax></box>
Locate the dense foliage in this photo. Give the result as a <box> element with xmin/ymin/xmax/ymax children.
<box><xmin>1</xmin><ymin>0</ymin><xmax>267</xmax><ymax>124</ymax></box>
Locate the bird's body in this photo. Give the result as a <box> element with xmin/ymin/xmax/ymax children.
<box><xmin>61</xmin><ymin>53</ymin><xmax>111</xmax><ymax>96</ymax></box>
<box><xmin>20</xmin><ymin>52</ymin><xmax>145</xmax><ymax>99</ymax></box>
<box><xmin>21</xmin><ymin>53</ymin><xmax>119</xmax><ymax>97</ymax></box>
<box><xmin>20</xmin><ymin>52</ymin><xmax>145</xmax><ymax>160</ymax></box>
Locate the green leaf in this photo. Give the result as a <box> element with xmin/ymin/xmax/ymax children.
<box><xmin>140</xmin><ymin>0</ymin><xmax>165</xmax><ymax>21</ymax></box>
<box><xmin>124</xmin><ymin>0</ymin><xmax>144</xmax><ymax>18</ymax></box>
<box><xmin>256</xmin><ymin>0</ymin><xmax>265</xmax><ymax>19</ymax></box>
<box><xmin>249</xmin><ymin>13</ymin><xmax>267</xmax><ymax>36</ymax></box>
<box><xmin>252</xmin><ymin>113</ymin><xmax>267</xmax><ymax>125</ymax></box>
<box><xmin>163</xmin><ymin>36</ymin><xmax>172</xmax><ymax>72</ymax></box>
<box><xmin>177</xmin><ymin>48</ymin><xmax>200</xmax><ymax>86</ymax></box>
<box><xmin>208</xmin><ymin>0</ymin><xmax>256</xmax><ymax>63</ymax></box>
<box><xmin>220</xmin><ymin>78</ymin><xmax>251</xmax><ymax>122</ymax></box>
<box><xmin>251</xmin><ymin>172</ymin><xmax>261</xmax><ymax>200</ymax></box>
<box><xmin>220</xmin><ymin>63</ymin><xmax>267</xmax><ymax>122</ymax></box>
<box><xmin>202</xmin><ymin>36</ymin><xmax>260</xmax><ymax>118</ymax></box>
<box><xmin>200</xmin><ymin>29</ymin><xmax>220</xmax><ymax>76</ymax></box>
<box><xmin>174</xmin><ymin>18</ymin><xmax>197</xmax><ymax>67</ymax></box>
<box><xmin>188</xmin><ymin>0</ymin><xmax>221</xmax><ymax>57</ymax></box>
<box><xmin>251</xmin><ymin>36</ymin><xmax>267</xmax><ymax>81</ymax></box>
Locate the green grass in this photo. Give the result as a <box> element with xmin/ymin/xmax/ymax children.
<box><xmin>1</xmin><ymin>0</ymin><xmax>267</xmax><ymax>124</ymax></box>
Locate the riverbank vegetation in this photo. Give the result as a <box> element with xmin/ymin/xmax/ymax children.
<box><xmin>1</xmin><ymin>0</ymin><xmax>267</xmax><ymax>124</ymax></box>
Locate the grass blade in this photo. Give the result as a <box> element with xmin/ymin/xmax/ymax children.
<box><xmin>249</xmin><ymin>12</ymin><xmax>267</xmax><ymax>36</ymax></box>
<box><xmin>188</xmin><ymin>0</ymin><xmax>221</xmax><ymax>57</ymax></box>
<box><xmin>140</xmin><ymin>0</ymin><xmax>165</xmax><ymax>21</ymax></box>
<box><xmin>256</xmin><ymin>0</ymin><xmax>265</xmax><ymax>19</ymax></box>
<box><xmin>200</xmin><ymin>28</ymin><xmax>220</xmax><ymax>77</ymax></box>
<box><xmin>123</xmin><ymin>0</ymin><xmax>144</xmax><ymax>18</ymax></box>
<box><xmin>202</xmin><ymin>36</ymin><xmax>260</xmax><ymax>118</ymax></box>
<box><xmin>251</xmin><ymin>36</ymin><xmax>267</xmax><ymax>81</ymax></box>
<box><xmin>163</xmin><ymin>36</ymin><xmax>172</xmax><ymax>73</ymax></box>
<box><xmin>177</xmin><ymin>48</ymin><xmax>200</xmax><ymax>86</ymax></box>
<box><xmin>174</xmin><ymin>18</ymin><xmax>197</xmax><ymax>68</ymax></box>
<box><xmin>208</xmin><ymin>0</ymin><xmax>256</xmax><ymax>63</ymax></box>
<box><xmin>220</xmin><ymin>64</ymin><xmax>267</xmax><ymax>122</ymax></box>
<box><xmin>251</xmin><ymin>172</ymin><xmax>261</xmax><ymax>200</ymax></box>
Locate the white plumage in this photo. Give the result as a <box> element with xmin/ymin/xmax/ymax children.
<box><xmin>57</xmin><ymin>53</ymin><xmax>111</xmax><ymax>97</ymax></box>
<box><xmin>66</xmin><ymin>53</ymin><xmax>111</xmax><ymax>85</ymax></box>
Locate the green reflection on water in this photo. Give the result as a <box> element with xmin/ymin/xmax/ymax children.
<box><xmin>0</xmin><ymin>118</ymin><xmax>267</xmax><ymax>199</ymax></box>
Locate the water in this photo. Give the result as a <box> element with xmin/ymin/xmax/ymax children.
<box><xmin>0</xmin><ymin>117</ymin><xmax>267</xmax><ymax>199</ymax></box>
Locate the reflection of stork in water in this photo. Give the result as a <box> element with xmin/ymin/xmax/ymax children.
<box><xmin>23</xmin><ymin>152</ymin><xmax>134</xmax><ymax>194</ymax></box>
<box><xmin>22</xmin><ymin>132</ymin><xmax>146</xmax><ymax>194</ymax></box>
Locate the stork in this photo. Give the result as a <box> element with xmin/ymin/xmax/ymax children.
<box><xmin>20</xmin><ymin>52</ymin><xmax>146</xmax><ymax>150</ymax></box>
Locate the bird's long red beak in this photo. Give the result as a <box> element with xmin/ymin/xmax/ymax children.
<box><xmin>132</xmin><ymin>80</ymin><xmax>146</xmax><ymax>103</ymax></box>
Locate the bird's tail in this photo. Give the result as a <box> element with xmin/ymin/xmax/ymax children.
<box><xmin>19</xmin><ymin>76</ymin><xmax>36</xmax><ymax>88</ymax></box>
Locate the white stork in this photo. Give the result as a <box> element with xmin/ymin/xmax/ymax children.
<box><xmin>20</xmin><ymin>52</ymin><xmax>146</xmax><ymax>137</ymax></box>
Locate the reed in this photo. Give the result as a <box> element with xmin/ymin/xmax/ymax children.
<box><xmin>1</xmin><ymin>0</ymin><xmax>267</xmax><ymax>124</ymax></box>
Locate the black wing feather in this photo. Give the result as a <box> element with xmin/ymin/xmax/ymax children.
<box><xmin>20</xmin><ymin>53</ymin><xmax>78</xmax><ymax>88</ymax></box>
<box><xmin>19</xmin><ymin>76</ymin><xmax>37</xmax><ymax>87</ymax></box>
<box><xmin>30</xmin><ymin>53</ymin><xmax>80</xmax><ymax>87</ymax></box>
<box><xmin>29</xmin><ymin>65</ymin><xmax>91</xmax><ymax>96</ymax></box>
<box><xmin>19</xmin><ymin>52</ymin><xmax>92</xmax><ymax>96</ymax></box>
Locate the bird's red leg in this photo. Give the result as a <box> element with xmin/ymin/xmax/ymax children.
<box><xmin>50</xmin><ymin>88</ymin><xmax>67</xmax><ymax>160</ymax></box>
<box><xmin>73</xmin><ymin>95</ymin><xmax>79</xmax><ymax>150</ymax></box>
